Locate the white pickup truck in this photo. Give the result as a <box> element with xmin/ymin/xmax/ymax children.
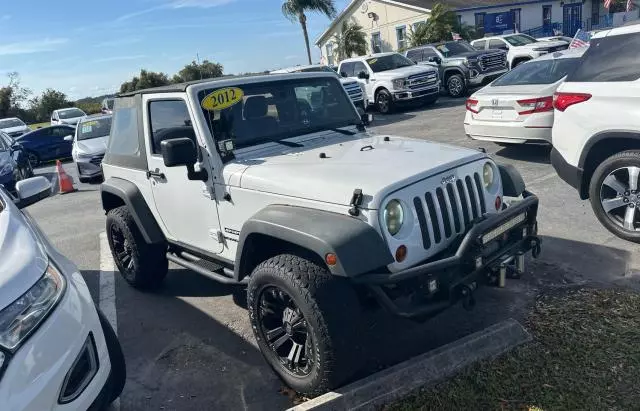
<box><xmin>338</xmin><ymin>52</ymin><xmax>440</xmax><ymax>114</ymax></box>
<box><xmin>471</xmin><ymin>33</ymin><xmax>568</xmax><ymax>69</ymax></box>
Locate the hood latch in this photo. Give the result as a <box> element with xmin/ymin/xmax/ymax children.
<box><xmin>348</xmin><ymin>189</ymin><xmax>363</xmax><ymax>216</ymax></box>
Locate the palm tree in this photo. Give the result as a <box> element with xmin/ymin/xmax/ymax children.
<box><xmin>332</xmin><ymin>20</ymin><xmax>368</xmax><ymax>61</ymax></box>
<box><xmin>407</xmin><ymin>22</ymin><xmax>430</xmax><ymax>48</ymax></box>
<box><xmin>424</xmin><ymin>3</ymin><xmax>458</xmax><ymax>43</ymax></box>
<box><xmin>282</xmin><ymin>0</ymin><xmax>337</xmax><ymax>65</ymax></box>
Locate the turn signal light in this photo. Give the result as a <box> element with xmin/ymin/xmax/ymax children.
<box><xmin>517</xmin><ymin>96</ymin><xmax>553</xmax><ymax>115</ymax></box>
<box><xmin>465</xmin><ymin>98</ymin><xmax>479</xmax><ymax>113</ymax></box>
<box><xmin>325</xmin><ymin>253</ymin><xmax>337</xmax><ymax>266</ymax></box>
<box><xmin>395</xmin><ymin>245</ymin><xmax>407</xmax><ymax>262</ymax></box>
<box><xmin>553</xmin><ymin>92</ymin><xmax>592</xmax><ymax>112</ymax></box>
<box><xmin>495</xmin><ymin>196</ymin><xmax>502</xmax><ymax>211</ymax></box>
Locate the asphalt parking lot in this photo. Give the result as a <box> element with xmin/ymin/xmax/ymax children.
<box><xmin>25</xmin><ymin>96</ymin><xmax>640</xmax><ymax>411</ymax></box>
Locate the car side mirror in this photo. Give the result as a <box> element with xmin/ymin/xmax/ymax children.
<box><xmin>428</xmin><ymin>56</ymin><xmax>442</xmax><ymax>65</ymax></box>
<box><xmin>15</xmin><ymin>176</ymin><xmax>51</xmax><ymax>208</ymax></box>
<box><xmin>160</xmin><ymin>137</ymin><xmax>208</xmax><ymax>181</ymax></box>
<box><xmin>64</xmin><ymin>135</ymin><xmax>73</xmax><ymax>141</ymax></box>
<box><xmin>340</xmin><ymin>71</ymin><xmax>348</xmax><ymax>78</ymax></box>
<box><xmin>357</xmin><ymin>71</ymin><xmax>370</xmax><ymax>80</ymax></box>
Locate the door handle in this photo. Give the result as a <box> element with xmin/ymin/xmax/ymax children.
<box><xmin>146</xmin><ymin>169</ymin><xmax>166</xmax><ymax>180</ymax></box>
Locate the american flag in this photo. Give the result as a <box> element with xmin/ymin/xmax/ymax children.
<box><xmin>604</xmin><ymin>0</ymin><xmax>613</xmax><ymax>9</ymax></box>
<box><xmin>569</xmin><ymin>29</ymin><xmax>592</xmax><ymax>48</ymax></box>
<box><xmin>451</xmin><ymin>32</ymin><xmax>462</xmax><ymax>41</ymax></box>
<box><xmin>628</xmin><ymin>0</ymin><xmax>634</xmax><ymax>11</ymax></box>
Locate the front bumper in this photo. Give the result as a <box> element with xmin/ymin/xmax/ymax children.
<box><xmin>0</xmin><ymin>262</ymin><xmax>111</xmax><ymax>410</ymax></box>
<box><xmin>353</xmin><ymin>191</ymin><xmax>540</xmax><ymax>319</ymax></box>
<box><xmin>393</xmin><ymin>84</ymin><xmax>440</xmax><ymax>101</ymax></box>
<box><xmin>75</xmin><ymin>155</ymin><xmax>104</xmax><ymax>178</ymax></box>
<box><xmin>468</xmin><ymin>68</ymin><xmax>509</xmax><ymax>87</ymax></box>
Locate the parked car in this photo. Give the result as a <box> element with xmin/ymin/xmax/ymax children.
<box><xmin>0</xmin><ymin>177</ymin><xmax>126</xmax><ymax>410</ymax></box>
<box><xmin>405</xmin><ymin>40</ymin><xmax>508</xmax><ymax>97</ymax></box>
<box><xmin>101</xmin><ymin>98</ymin><xmax>114</xmax><ymax>114</ymax></box>
<box><xmin>551</xmin><ymin>23</ymin><xmax>640</xmax><ymax>242</ymax></box>
<box><xmin>0</xmin><ymin>135</ymin><xmax>21</xmax><ymax>192</ymax></box>
<box><xmin>464</xmin><ymin>48</ymin><xmax>585</xmax><ymax>145</ymax></box>
<box><xmin>70</xmin><ymin>114</ymin><xmax>111</xmax><ymax>183</ymax></box>
<box><xmin>271</xmin><ymin>65</ymin><xmax>368</xmax><ymax>110</ymax></box>
<box><xmin>51</xmin><ymin>107</ymin><xmax>87</xmax><ymax>126</ymax></box>
<box><xmin>101</xmin><ymin>72</ymin><xmax>540</xmax><ymax>395</ymax></box>
<box><xmin>0</xmin><ymin>131</ymin><xmax>33</xmax><ymax>180</ymax></box>
<box><xmin>0</xmin><ymin>117</ymin><xmax>31</xmax><ymax>138</ymax></box>
<box><xmin>471</xmin><ymin>34</ymin><xmax>569</xmax><ymax>69</ymax></box>
<box><xmin>15</xmin><ymin>125</ymin><xmax>75</xmax><ymax>166</ymax></box>
<box><xmin>339</xmin><ymin>52</ymin><xmax>440</xmax><ymax>113</ymax></box>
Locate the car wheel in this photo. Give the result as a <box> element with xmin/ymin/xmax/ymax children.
<box><xmin>589</xmin><ymin>151</ymin><xmax>640</xmax><ymax>243</ymax></box>
<box><xmin>247</xmin><ymin>254</ymin><xmax>361</xmax><ymax>396</ymax></box>
<box><xmin>27</xmin><ymin>152</ymin><xmax>40</xmax><ymax>167</ymax></box>
<box><xmin>376</xmin><ymin>89</ymin><xmax>393</xmax><ymax>114</ymax></box>
<box><xmin>106</xmin><ymin>206</ymin><xmax>168</xmax><ymax>289</ymax></box>
<box><xmin>96</xmin><ymin>308</ymin><xmax>126</xmax><ymax>404</ymax></box>
<box><xmin>446</xmin><ymin>74</ymin><xmax>466</xmax><ymax>98</ymax></box>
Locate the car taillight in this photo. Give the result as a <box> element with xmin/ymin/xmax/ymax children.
<box><xmin>517</xmin><ymin>96</ymin><xmax>553</xmax><ymax>115</ymax></box>
<box><xmin>466</xmin><ymin>98</ymin><xmax>479</xmax><ymax>114</ymax></box>
<box><xmin>553</xmin><ymin>92</ymin><xmax>592</xmax><ymax>112</ymax></box>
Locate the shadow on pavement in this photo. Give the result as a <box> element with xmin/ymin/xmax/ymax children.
<box><xmin>371</xmin><ymin>113</ymin><xmax>417</xmax><ymax>128</ymax></box>
<box><xmin>495</xmin><ymin>144</ymin><xmax>552</xmax><ymax>165</ymax></box>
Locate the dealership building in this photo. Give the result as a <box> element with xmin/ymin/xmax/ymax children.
<box><xmin>316</xmin><ymin>0</ymin><xmax>639</xmax><ymax>65</ymax></box>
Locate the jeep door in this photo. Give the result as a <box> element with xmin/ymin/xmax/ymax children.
<box><xmin>142</xmin><ymin>95</ymin><xmax>224</xmax><ymax>254</ymax></box>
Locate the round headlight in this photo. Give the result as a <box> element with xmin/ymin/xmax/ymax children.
<box><xmin>483</xmin><ymin>162</ymin><xmax>495</xmax><ymax>189</ymax></box>
<box><xmin>384</xmin><ymin>199</ymin><xmax>404</xmax><ymax>236</ymax></box>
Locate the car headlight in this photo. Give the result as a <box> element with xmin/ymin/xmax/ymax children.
<box><xmin>392</xmin><ymin>78</ymin><xmax>407</xmax><ymax>90</ymax></box>
<box><xmin>0</xmin><ymin>264</ymin><xmax>65</xmax><ymax>351</ymax></box>
<box><xmin>0</xmin><ymin>163</ymin><xmax>12</xmax><ymax>176</ymax></box>
<box><xmin>462</xmin><ymin>58</ymin><xmax>470</xmax><ymax>67</ymax></box>
<box><xmin>483</xmin><ymin>162</ymin><xmax>496</xmax><ymax>190</ymax></box>
<box><xmin>384</xmin><ymin>199</ymin><xmax>405</xmax><ymax>236</ymax></box>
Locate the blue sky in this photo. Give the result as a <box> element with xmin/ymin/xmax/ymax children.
<box><xmin>0</xmin><ymin>0</ymin><xmax>350</xmax><ymax>100</ymax></box>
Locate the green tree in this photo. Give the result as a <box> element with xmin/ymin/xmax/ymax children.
<box><xmin>282</xmin><ymin>0</ymin><xmax>337</xmax><ymax>65</ymax></box>
<box><xmin>29</xmin><ymin>89</ymin><xmax>71</xmax><ymax>122</ymax></box>
<box><xmin>424</xmin><ymin>3</ymin><xmax>458</xmax><ymax>43</ymax></box>
<box><xmin>172</xmin><ymin>60</ymin><xmax>224</xmax><ymax>83</ymax></box>
<box><xmin>407</xmin><ymin>22</ymin><xmax>430</xmax><ymax>48</ymax></box>
<box><xmin>75</xmin><ymin>102</ymin><xmax>102</xmax><ymax>115</ymax></box>
<box><xmin>0</xmin><ymin>72</ymin><xmax>32</xmax><ymax>118</ymax></box>
<box><xmin>120</xmin><ymin>69</ymin><xmax>170</xmax><ymax>93</ymax></box>
<box><xmin>332</xmin><ymin>20</ymin><xmax>367</xmax><ymax>61</ymax></box>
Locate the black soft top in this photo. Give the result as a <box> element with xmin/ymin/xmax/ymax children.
<box><xmin>117</xmin><ymin>73</ymin><xmax>267</xmax><ymax>97</ymax></box>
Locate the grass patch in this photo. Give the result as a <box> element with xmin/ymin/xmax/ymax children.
<box><xmin>29</xmin><ymin>122</ymin><xmax>49</xmax><ymax>130</ymax></box>
<box><xmin>390</xmin><ymin>288</ymin><xmax>640</xmax><ymax>411</ymax></box>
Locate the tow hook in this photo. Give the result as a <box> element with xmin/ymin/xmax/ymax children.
<box><xmin>461</xmin><ymin>282</ymin><xmax>477</xmax><ymax>311</ymax></box>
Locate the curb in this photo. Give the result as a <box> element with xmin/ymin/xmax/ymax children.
<box><xmin>289</xmin><ymin>318</ymin><xmax>531</xmax><ymax>411</ymax></box>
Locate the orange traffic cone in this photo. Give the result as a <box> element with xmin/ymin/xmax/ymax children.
<box><xmin>56</xmin><ymin>160</ymin><xmax>76</xmax><ymax>194</ymax></box>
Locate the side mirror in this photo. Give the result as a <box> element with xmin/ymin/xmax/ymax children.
<box><xmin>357</xmin><ymin>71</ymin><xmax>370</xmax><ymax>80</ymax></box>
<box><xmin>160</xmin><ymin>137</ymin><xmax>208</xmax><ymax>181</ymax></box>
<box><xmin>15</xmin><ymin>176</ymin><xmax>51</xmax><ymax>208</ymax></box>
<box><xmin>428</xmin><ymin>56</ymin><xmax>442</xmax><ymax>65</ymax></box>
<box><xmin>340</xmin><ymin>71</ymin><xmax>348</xmax><ymax>78</ymax></box>
<box><xmin>64</xmin><ymin>135</ymin><xmax>73</xmax><ymax>141</ymax></box>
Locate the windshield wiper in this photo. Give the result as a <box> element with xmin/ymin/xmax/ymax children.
<box><xmin>329</xmin><ymin>127</ymin><xmax>356</xmax><ymax>136</ymax></box>
<box><xmin>262</xmin><ymin>137</ymin><xmax>303</xmax><ymax>147</ymax></box>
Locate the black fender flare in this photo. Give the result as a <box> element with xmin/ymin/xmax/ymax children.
<box><xmin>101</xmin><ymin>177</ymin><xmax>165</xmax><ymax>245</ymax></box>
<box><xmin>443</xmin><ymin>67</ymin><xmax>466</xmax><ymax>82</ymax></box>
<box><xmin>578</xmin><ymin>130</ymin><xmax>640</xmax><ymax>168</ymax></box>
<box><xmin>235</xmin><ymin>205</ymin><xmax>394</xmax><ymax>279</ymax></box>
<box><xmin>498</xmin><ymin>164</ymin><xmax>525</xmax><ymax>197</ymax></box>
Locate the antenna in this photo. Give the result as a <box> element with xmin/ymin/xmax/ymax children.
<box><xmin>196</xmin><ymin>53</ymin><xmax>203</xmax><ymax>80</ymax></box>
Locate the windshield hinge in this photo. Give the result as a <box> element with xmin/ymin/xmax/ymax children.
<box><xmin>348</xmin><ymin>189</ymin><xmax>364</xmax><ymax>217</ymax></box>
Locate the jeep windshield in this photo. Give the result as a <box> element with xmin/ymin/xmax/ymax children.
<box><xmin>199</xmin><ymin>77</ymin><xmax>360</xmax><ymax>149</ymax></box>
<box><xmin>366</xmin><ymin>54</ymin><xmax>414</xmax><ymax>72</ymax></box>
<box><xmin>436</xmin><ymin>41</ymin><xmax>476</xmax><ymax>57</ymax></box>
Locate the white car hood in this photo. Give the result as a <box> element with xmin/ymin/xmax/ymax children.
<box><xmin>374</xmin><ymin>65</ymin><xmax>437</xmax><ymax>80</ymax></box>
<box><xmin>0</xmin><ymin>197</ymin><xmax>48</xmax><ymax>310</ymax></box>
<box><xmin>76</xmin><ymin>136</ymin><xmax>108</xmax><ymax>155</ymax></box>
<box><xmin>1</xmin><ymin>125</ymin><xmax>30</xmax><ymax>134</ymax></box>
<box><xmin>226</xmin><ymin>131</ymin><xmax>485</xmax><ymax>209</ymax></box>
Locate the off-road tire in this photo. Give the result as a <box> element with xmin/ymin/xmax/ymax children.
<box><xmin>446</xmin><ymin>74</ymin><xmax>466</xmax><ymax>98</ymax></box>
<box><xmin>589</xmin><ymin>150</ymin><xmax>640</xmax><ymax>243</ymax></box>
<box><xmin>247</xmin><ymin>254</ymin><xmax>361</xmax><ymax>396</ymax></box>
<box><xmin>106</xmin><ymin>206</ymin><xmax>168</xmax><ymax>288</ymax></box>
<box><xmin>376</xmin><ymin>89</ymin><xmax>394</xmax><ymax>114</ymax></box>
<box><xmin>96</xmin><ymin>308</ymin><xmax>126</xmax><ymax>404</ymax></box>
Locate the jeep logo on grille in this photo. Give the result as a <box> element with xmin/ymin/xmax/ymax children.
<box><xmin>441</xmin><ymin>174</ymin><xmax>456</xmax><ymax>185</ymax></box>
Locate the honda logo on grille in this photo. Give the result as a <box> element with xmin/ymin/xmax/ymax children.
<box><xmin>492</xmin><ymin>98</ymin><xmax>499</xmax><ymax>106</ymax></box>
<box><xmin>441</xmin><ymin>174</ymin><xmax>456</xmax><ymax>185</ymax></box>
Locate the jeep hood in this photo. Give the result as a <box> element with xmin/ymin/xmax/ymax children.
<box><xmin>226</xmin><ymin>131</ymin><xmax>485</xmax><ymax>209</ymax></box>
<box><xmin>374</xmin><ymin>65</ymin><xmax>437</xmax><ymax>79</ymax></box>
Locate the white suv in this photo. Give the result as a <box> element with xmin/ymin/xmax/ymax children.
<box><xmin>551</xmin><ymin>23</ymin><xmax>640</xmax><ymax>242</ymax></box>
<box><xmin>338</xmin><ymin>52</ymin><xmax>440</xmax><ymax>114</ymax></box>
<box><xmin>471</xmin><ymin>34</ymin><xmax>568</xmax><ymax>69</ymax></box>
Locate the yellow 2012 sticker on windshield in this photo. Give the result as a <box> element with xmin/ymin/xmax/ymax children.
<box><xmin>201</xmin><ymin>87</ymin><xmax>244</xmax><ymax>111</ymax></box>
<box><xmin>367</xmin><ymin>58</ymin><xmax>378</xmax><ymax>64</ymax></box>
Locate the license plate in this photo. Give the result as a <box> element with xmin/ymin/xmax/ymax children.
<box><xmin>491</xmin><ymin>109</ymin><xmax>503</xmax><ymax>118</ymax></box>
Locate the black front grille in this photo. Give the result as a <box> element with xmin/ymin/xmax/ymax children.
<box><xmin>90</xmin><ymin>154</ymin><xmax>104</xmax><ymax>165</ymax></box>
<box><xmin>478</xmin><ymin>53</ymin><xmax>507</xmax><ymax>72</ymax></box>
<box><xmin>413</xmin><ymin>172</ymin><xmax>487</xmax><ymax>249</ymax></box>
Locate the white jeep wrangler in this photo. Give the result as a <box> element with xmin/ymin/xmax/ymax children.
<box><xmin>100</xmin><ymin>72</ymin><xmax>541</xmax><ymax>395</ymax></box>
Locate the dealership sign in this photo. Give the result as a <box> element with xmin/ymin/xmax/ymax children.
<box><xmin>484</xmin><ymin>12</ymin><xmax>513</xmax><ymax>33</ymax></box>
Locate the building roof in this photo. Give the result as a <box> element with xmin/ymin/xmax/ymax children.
<box><xmin>396</xmin><ymin>0</ymin><xmax>528</xmax><ymax>11</ymax></box>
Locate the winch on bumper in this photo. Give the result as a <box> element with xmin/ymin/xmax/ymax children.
<box><xmin>353</xmin><ymin>191</ymin><xmax>540</xmax><ymax>320</ymax></box>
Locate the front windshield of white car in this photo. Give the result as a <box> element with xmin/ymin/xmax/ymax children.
<box><xmin>199</xmin><ymin>77</ymin><xmax>361</xmax><ymax>150</ymax></box>
<box><xmin>77</xmin><ymin>117</ymin><xmax>112</xmax><ymax>141</ymax></box>
<box><xmin>58</xmin><ymin>108</ymin><xmax>85</xmax><ymax>119</ymax></box>
<box><xmin>492</xmin><ymin>57</ymin><xmax>580</xmax><ymax>86</ymax></box>
<box><xmin>504</xmin><ymin>34</ymin><xmax>538</xmax><ymax>46</ymax></box>
<box><xmin>366</xmin><ymin>54</ymin><xmax>415</xmax><ymax>72</ymax></box>
<box><xmin>0</xmin><ymin>118</ymin><xmax>25</xmax><ymax>128</ymax></box>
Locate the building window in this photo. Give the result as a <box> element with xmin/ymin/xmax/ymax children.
<box><xmin>412</xmin><ymin>21</ymin><xmax>426</xmax><ymax>32</ymax></box>
<box><xmin>396</xmin><ymin>26</ymin><xmax>407</xmax><ymax>50</ymax></box>
<box><xmin>371</xmin><ymin>32</ymin><xmax>382</xmax><ymax>53</ymax></box>
<box><xmin>592</xmin><ymin>0</ymin><xmax>600</xmax><ymax>25</ymax></box>
<box><xmin>474</xmin><ymin>13</ymin><xmax>485</xmax><ymax>37</ymax></box>
<box><xmin>326</xmin><ymin>43</ymin><xmax>334</xmax><ymax>66</ymax></box>
<box><xmin>511</xmin><ymin>8</ymin><xmax>521</xmax><ymax>32</ymax></box>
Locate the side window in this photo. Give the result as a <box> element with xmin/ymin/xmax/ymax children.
<box><xmin>340</xmin><ymin>62</ymin><xmax>355</xmax><ymax>77</ymax></box>
<box><xmin>108</xmin><ymin>107</ymin><xmax>140</xmax><ymax>156</ymax></box>
<box><xmin>406</xmin><ymin>49</ymin><xmax>423</xmax><ymax>62</ymax></box>
<box><xmin>567</xmin><ymin>32</ymin><xmax>640</xmax><ymax>82</ymax></box>
<box><xmin>473</xmin><ymin>40</ymin><xmax>486</xmax><ymax>50</ymax></box>
<box><xmin>148</xmin><ymin>100</ymin><xmax>194</xmax><ymax>155</ymax></box>
<box><xmin>353</xmin><ymin>62</ymin><xmax>368</xmax><ymax>77</ymax></box>
<box><xmin>421</xmin><ymin>48</ymin><xmax>440</xmax><ymax>61</ymax></box>
<box><xmin>51</xmin><ymin>127</ymin><xmax>71</xmax><ymax>137</ymax></box>
<box><xmin>489</xmin><ymin>39</ymin><xmax>507</xmax><ymax>50</ymax></box>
